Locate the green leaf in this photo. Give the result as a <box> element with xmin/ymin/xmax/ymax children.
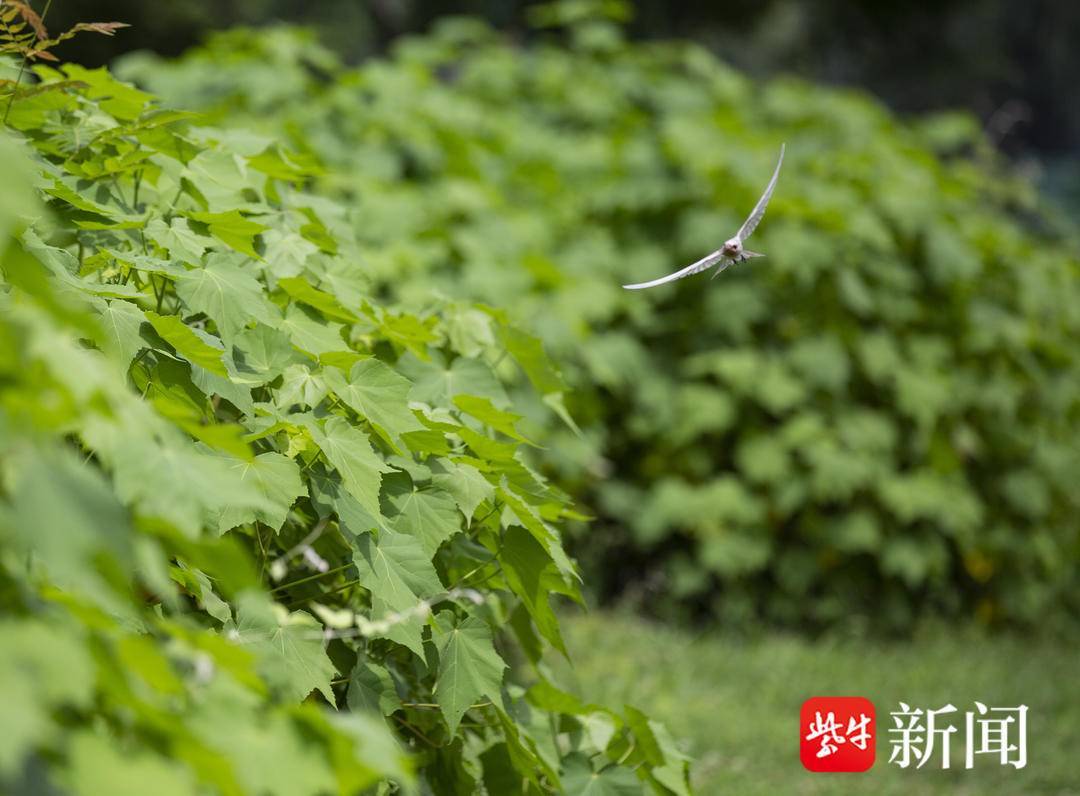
<box><xmin>398</xmin><ymin>352</ymin><xmax>508</xmax><ymax>408</ymax></box>
<box><xmin>346</xmin><ymin>657</ymin><xmax>402</xmax><ymax>716</ymax></box>
<box><xmin>278</xmin><ymin>276</ymin><xmax>358</xmax><ymax>322</ymax></box>
<box><xmin>562</xmin><ymin>754</ymin><xmax>641</xmax><ymax>796</ymax></box>
<box><xmin>231</xmin><ymin>596</ymin><xmax>336</xmax><ymax>703</ymax></box>
<box><xmin>276</xmin><ymin>363</ymin><xmax>328</xmax><ymax>409</ymax></box>
<box><xmin>279</xmin><ymin>303</ymin><xmax>347</xmax><ymax>355</ymax></box>
<box><xmin>351</xmin><ymin>529</ymin><xmax>444</xmax><ymax>615</ymax></box>
<box><xmin>432</xmin><ymin>458</ymin><xmax>494</xmax><ymax>522</ymax></box>
<box><xmin>321</xmin><ymin>712</ymin><xmax>413</xmax><ymax>793</ymax></box>
<box><xmin>248</xmin><ymin>144</ymin><xmax>321</xmax><ymax>181</ymax></box>
<box><xmin>214</xmin><ymin>451</ymin><xmax>307</xmax><ymax>534</ymax></box>
<box><xmin>187</xmin><ymin>210</ymin><xmax>268</xmax><ymax>259</ymax></box>
<box><xmin>88</xmin><ymin>424</ymin><xmax>269</xmax><ymax>538</ymax></box>
<box><xmin>306</xmin><ymin>416</ymin><xmax>391</xmax><ymax>521</ymax></box>
<box><xmin>499</xmin><ymin>527</ymin><xmax>566</xmax><ymax>656</ymax></box>
<box><xmin>370</xmin><ymin>595</ymin><xmax>426</xmax><ymax>659</ymax></box>
<box><xmin>151</xmin><ymin>391</ymin><xmax>253</xmax><ymax>461</ymax></box>
<box><xmin>61</xmin><ymin>64</ymin><xmax>152</xmax><ymax>119</ymax></box>
<box><xmin>454</xmin><ymin>394</ymin><xmax>537</xmax><ymax>445</ymax></box>
<box><xmin>174</xmin><ymin>254</ymin><xmax>280</xmax><ymax>340</ymax></box>
<box><xmin>261</xmin><ymin>229</ymin><xmax>319</xmax><ymax>278</ymax></box>
<box><xmin>97</xmin><ymin>298</ymin><xmax>146</xmax><ymax>367</ymax></box>
<box><xmin>384</xmin><ymin>475</ymin><xmax>462</xmax><ymax>556</ymax></box>
<box><xmin>145</xmin><ymin>217</ymin><xmax>208</xmax><ymax>265</ymax></box>
<box><xmin>0</xmin><ymin>621</ymin><xmax>95</xmax><ymax>774</ymax></box>
<box><xmin>308</xmin><ymin>467</ymin><xmax>386</xmax><ymax>536</ymax></box>
<box><xmin>623</xmin><ymin>707</ymin><xmax>691</xmax><ymax>796</ymax></box>
<box><xmin>497</xmin><ymin>486</ymin><xmax>578</xmax><ymax>581</ymax></box>
<box><xmin>187</xmin><ymin>678</ymin><xmax>337</xmax><ymax>796</ymax></box>
<box><xmin>63</xmin><ymin>731</ymin><xmax>196</xmax><ymax>796</ymax></box>
<box><xmin>145</xmin><ymin>310</ymin><xmax>228</xmax><ymax>376</ymax></box>
<box><xmin>324</xmin><ymin>358</ymin><xmax>423</xmax><ymax>450</ymax></box>
<box><xmin>499</xmin><ymin>323</ymin><xmax>566</xmax><ymax>395</ymax></box>
<box><xmin>434</xmin><ymin>614</ymin><xmax>507</xmax><ymax>734</ymax></box>
<box><xmin>228</xmin><ymin>324</ymin><xmax>295</xmax><ymax>385</ymax></box>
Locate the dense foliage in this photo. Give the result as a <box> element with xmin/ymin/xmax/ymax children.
<box><xmin>119</xmin><ymin>15</ymin><xmax>1080</xmax><ymax>629</ymax></box>
<box><xmin>0</xmin><ymin>36</ymin><xmax>689</xmax><ymax>796</ymax></box>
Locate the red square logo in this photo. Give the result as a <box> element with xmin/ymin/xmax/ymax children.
<box><xmin>800</xmin><ymin>696</ymin><xmax>876</xmax><ymax>772</ymax></box>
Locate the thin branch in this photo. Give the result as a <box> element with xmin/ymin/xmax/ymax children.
<box><xmin>401</xmin><ymin>701</ymin><xmax>491</xmax><ymax>711</ymax></box>
<box><xmin>269</xmin><ymin>561</ymin><xmax>353</xmax><ymax>594</ymax></box>
<box><xmin>392</xmin><ymin>714</ymin><xmax>437</xmax><ymax>748</ymax></box>
<box><xmin>2</xmin><ymin>0</ymin><xmax>53</xmax><ymax>125</ymax></box>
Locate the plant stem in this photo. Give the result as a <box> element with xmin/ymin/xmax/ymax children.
<box><xmin>270</xmin><ymin>561</ymin><xmax>353</xmax><ymax>594</ymax></box>
<box><xmin>392</xmin><ymin>714</ymin><xmax>436</xmax><ymax>748</ymax></box>
<box><xmin>3</xmin><ymin>0</ymin><xmax>54</xmax><ymax>125</ymax></box>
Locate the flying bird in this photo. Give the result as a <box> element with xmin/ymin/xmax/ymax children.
<box><xmin>623</xmin><ymin>143</ymin><xmax>786</xmax><ymax>290</ymax></box>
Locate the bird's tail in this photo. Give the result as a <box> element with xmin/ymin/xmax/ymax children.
<box><xmin>740</xmin><ymin>250</ymin><xmax>765</xmax><ymax>260</ymax></box>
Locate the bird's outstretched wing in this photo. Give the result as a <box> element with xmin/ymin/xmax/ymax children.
<box><xmin>736</xmin><ymin>143</ymin><xmax>785</xmax><ymax>243</ymax></box>
<box><xmin>622</xmin><ymin>249</ymin><xmax>730</xmax><ymax>290</ymax></box>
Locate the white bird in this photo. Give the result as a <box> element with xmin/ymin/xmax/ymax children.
<box><xmin>623</xmin><ymin>143</ymin><xmax>785</xmax><ymax>290</ymax></box>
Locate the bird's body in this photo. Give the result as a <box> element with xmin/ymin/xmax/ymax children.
<box><xmin>623</xmin><ymin>144</ymin><xmax>785</xmax><ymax>290</ymax></box>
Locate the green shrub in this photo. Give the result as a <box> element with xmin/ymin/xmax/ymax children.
<box><xmin>0</xmin><ymin>46</ymin><xmax>689</xmax><ymax>794</ymax></box>
<box><xmin>119</xmin><ymin>13</ymin><xmax>1080</xmax><ymax>631</ymax></box>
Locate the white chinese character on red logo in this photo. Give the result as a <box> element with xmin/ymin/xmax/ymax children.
<box><xmin>805</xmin><ymin>710</ymin><xmax>873</xmax><ymax>758</ymax></box>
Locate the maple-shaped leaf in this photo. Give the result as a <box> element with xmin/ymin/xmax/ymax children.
<box><xmin>0</xmin><ymin>621</ymin><xmax>94</xmax><ymax>775</ymax></box>
<box><xmin>186</xmin><ymin>678</ymin><xmax>337</xmax><ymax>796</ymax></box>
<box><xmin>499</xmin><ymin>527</ymin><xmax>567</xmax><ymax>656</ymax></box>
<box><xmin>230</xmin><ymin>596</ymin><xmax>336</xmax><ymax>704</ymax></box>
<box><xmin>276</xmin><ymin>363</ymin><xmax>329</xmax><ymax>410</ymax></box>
<box><xmin>278</xmin><ymin>276</ymin><xmax>358</xmax><ymax>322</ymax></box>
<box><xmin>431</xmin><ymin>458</ymin><xmax>494</xmax><ymax>522</ymax></box>
<box><xmin>91</xmin><ymin>427</ymin><xmax>269</xmax><ymax>538</ymax></box>
<box><xmin>62</xmin><ymin>732</ymin><xmax>196</xmax><ymax>796</ymax></box>
<box><xmin>497</xmin><ymin>485</ymin><xmax>578</xmax><ymax>581</ymax></box>
<box><xmin>228</xmin><ymin>324</ymin><xmax>295</xmax><ymax>385</ymax></box>
<box><xmin>173</xmin><ymin>254</ymin><xmax>280</xmax><ymax>341</ymax></box>
<box><xmin>213</xmin><ymin>451</ymin><xmax>307</xmax><ymax>534</ymax></box>
<box><xmin>260</xmin><ymin>228</ymin><xmax>318</xmax><ymax>278</ymax></box>
<box><xmin>144</xmin><ymin>311</ymin><xmax>228</xmax><ymax>377</ymax></box>
<box><xmin>562</xmin><ymin>754</ymin><xmax>641</xmax><ymax>796</ymax></box>
<box><xmin>398</xmin><ymin>352</ymin><xmax>508</xmax><ymax>409</ymax></box>
<box><xmin>623</xmin><ymin>707</ymin><xmax>692</xmax><ymax>796</ymax></box>
<box><xmin>58</xmin><ymin>64</ymin><xmax>150</xmax><ymax>120</ymax></box>
<box><xmin>454</xmin><ymin>394</ymin><xmax>537</xmax><ymax>445</ymax></box>
<box><xmin>351</xmin><ymin>529</ymin><xmax>443</xmax><ymax>615</ymax></box>
<box><xmin>306</xmin><ymin>416</ymin><xmax>391</xmax><ymax>521</ymax></box>
<box><xmin>278</xmin><ymin>303</ymin><xmax>347</xmax><ymax>356</ymax></box>
<box><xmin>324</xmin><ymin>358</ymin><xmax>423</xmax><ymax>451</ymax></box>
<box><xmin>498</xmin><ymin>323</ymin><xmax>567</xmax><ymax>396</ymax></box>
<box><xmin>433</xmin><ymin>614</ymin><xmax>506</xmax><ymax>734</ymax></box>
<box><xmin>307</xmin><ymin>467</ymin><xmax>386</xmax><ymax>536</ymax></box>
<box><xmin>346</xmin><ymin>656</ymin><xmax>402</xmax><ymax>716</ymax></box>
<box><xmin>96</xmin><ymin>298</ymin><xmax>145</xmax><ymax>367</ymax></box>
<box><xmin>369</xmin><ymin>595</ymin><xmax>426</xmax><ymax>659</ymax></box>
<box><xmin>383</xmin><ymin>473</ymin><xmax>461</xmax><ymax>556</ymax></box>
<box><xmin>187</xmin><ymin>210</ymin><xmax>268</xmax><ymax>259</ymax></box>
<box><xmin>144</xmin><ymin>217</ymin><xmax>207</xmax><ymax>265</ymax></box>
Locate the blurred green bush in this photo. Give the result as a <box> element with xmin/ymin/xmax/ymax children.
<box><xmin>119</xmin><ymin>15</ymin><xmax>1080</xmax><ymax>630</ymax></box>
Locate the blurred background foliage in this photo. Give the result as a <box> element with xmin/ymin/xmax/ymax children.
<box><xmin>46</xmin><ymin>0</ymin><xmax>1080</xmax><ymax>212</ymax></box>
<box><xmin>113</xmin><ymin>7</ymin><xmax>1080</xmax><ymax>632</ymax></box>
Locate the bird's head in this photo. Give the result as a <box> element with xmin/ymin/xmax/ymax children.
<box><xmin>722</xmin><ymin>238</ymin><xmax>742</xmax><ymax>256</ymax></box>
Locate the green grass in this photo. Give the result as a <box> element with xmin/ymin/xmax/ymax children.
<box><xmin>556</xmin><ymin>613</ymin><xmax>1080</xmax><ymax>795</ymax></box>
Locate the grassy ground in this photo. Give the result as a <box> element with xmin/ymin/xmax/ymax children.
<box><xmin>556</xmin><ymin>613</ymin><xmax>1079</xmax><ymax>795</ymax></box>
